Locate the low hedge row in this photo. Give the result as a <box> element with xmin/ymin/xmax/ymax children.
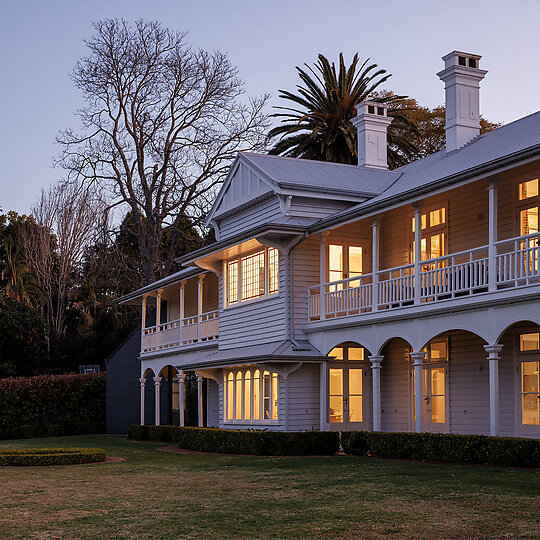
<box><xmin>341</xmin><ymin>431</ymin><xmax>540</xmax><ymax>468</ymax></box>
<box><xmin>129</xmin><ymin>424</ymin><xmax>339</xmax><ymax>456</ymax></box>
<box><xmin>0</xmin><ymin>447</ymin><xmax>106</xmax><ymax>466</ymax></box>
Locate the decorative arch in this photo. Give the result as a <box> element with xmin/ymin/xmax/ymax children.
<box><xmin>158</xmin><ymin>365</ymin><xmax>180</xmax><ymax>381</ymax></box>
<box><xmin>142</xmin><ymin>367</ymin><xmax>156</xmax><ymax>379</ymax></box>
<box><xmin>376</xmin><ymin>335</ymin><xmax>414</xmax><ymax>356</ymax></box>
<box><xmin>325</xmin><ymin>340</ymin><xmax>372</xmax><ymax>358</ymax></box>
<box><xmin>496</xmin><ymin>320</ymin><xmax>540</xmax><ymax>345</ymax></box>
<box><xmin>418</xmin><ymin>328</ymin><xmax>489</xmax><ymax>352</ymax></box>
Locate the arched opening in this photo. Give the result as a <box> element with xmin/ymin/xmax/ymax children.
<box><xmin>325</xmin><ymin>341</ymin><xmax>371</xmax><ymax>431</ymax></box>
<box><xmin>158</xmin><ymin>365</ymin><xmax>181</xmax><ymax>426</ymax></box>
<box><xmin>497</xmin><ymin>321</ymin><xmax>540</xmax><ymax>437</ymax></box>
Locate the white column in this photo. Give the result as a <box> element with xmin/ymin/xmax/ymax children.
<box><xmin>413</xmin><ymin>205</ymin><xmax>423</xmax><ymax>304</ymax></box>
<box><xmin>178</xmin><ymin>371</ymin><xmax>186</xmax><ymax>427</ymax></box>
<box><xmin>369</xmin><ymin>355</ymin><xmax>383</xmax><ymax>431</ymax></box>
<box><xmin>488</xmin><ymin>181</ymin><xmax>499</xmax><ymax>292</ymax></box>
<box><xmin>141</xmin><ymin>296</ymin><xmax>147</xmax><ymax>351</ymax></box>
<box><xmin>319</xmin><ymin>360</ymin><xmax>328</xmax><ymax>431</ymax></box>
<box><xmin>139</xmin><ymin>377</ymin><xmax>146</xmax><ymax>425</ymax></box>
<box><xmin>319</xmin><ymin>232</ymin><xmax>330</xmax><ymax>319</ymax></box>
<box><xmin>197</xmin><ymin>374</ymin><xmax>204</xmax><ymax>427</ymax></box>
<box><xmin>410</xmin><ymin>351</ymin><xmax>427</xmax><ymax>433</ymax></box>
<box><xmin>485</xmin><ymin>344</ymin><xmax>503</xmax><ymax>436</ymax></box>
<box><xmin>179</xmin><ymin>281</ymin><xmax>185</xmax><ymax>344</ymax></box>
<box><xmin>153</xmin><ymin>376</ymin><xmax>162</xmax><ymax>426</ymax></box>
<box><xmin>197</xmin><ymin>275</ymin><xmax>205</xmax><ymax>341</ymax></box>
<box><xmin>155</xmin><ymin>289</ymin><xmax>163</xmax><ymax>350</ymax></box>
<box><xmin>371</xmin><ymin>218</ymin><xmax>380</xmax><ymax>312</ymax></box>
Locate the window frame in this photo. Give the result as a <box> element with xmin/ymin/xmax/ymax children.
<box><xmin>517</xmin><ymin>330</ymin><xmax>540</xmax><ymax>427</ymax></box>
<box><xmin>224</xmin><ymin>246</ymin><xmax>279</xmax><ymax>308</ymax></box>
<box><xmin>224</xmin><ymin>367</ymin><xmax>279</xmax><ymax>424</ymax></box>
<box><xmin>516</xmin><ymin>177</ymin><xmax>539</xmax><ymax>238</ymax></box>
<box><xmin>409</xmin><ymin>203</ymin><xmax>448</xmax><ymax>264</ymax></box>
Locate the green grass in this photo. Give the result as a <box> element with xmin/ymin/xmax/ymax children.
<box><xmin>0</xmin><ymin>435</ymin><xmax>539</xmax><ymax>539</ymax></box>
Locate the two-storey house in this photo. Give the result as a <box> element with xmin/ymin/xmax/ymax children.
<box><xmin>115</xmin><ymin>51</ymin><xmax>540</xmax><ymax>438</ymax></box>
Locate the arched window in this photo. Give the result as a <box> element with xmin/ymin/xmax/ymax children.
<box><xmin>235</xmin><ymin>372</ymin><xmax>242</xmax><ymax>420</ymax></box>
<box><xmin>244</xmin><ymin>371</ymin><xmax>251</xmax><ymax>420</ymax></box>
<box><xmin>253</xmin><ymin>369</ymin><xmax>260</xmax><ymax>420</ymax></box>
<box><xmin>227</xmin><ymin>372</ymin><xmax>234</xmax><ymax>421</ymax></box>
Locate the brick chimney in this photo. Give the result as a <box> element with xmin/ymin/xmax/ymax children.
<box><xmin>437</xmin><ymin>51</ymin><xmax>488</xmax><ymax>152</ymax></box>
<box><xmin>352</xmin><ymin>101</ymin><xmax>393</xmax><ymax>169</ymax></box>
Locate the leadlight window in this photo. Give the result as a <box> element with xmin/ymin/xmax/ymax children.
<box><xmin>226</xmin><ymin>247</ymin><xmax>278</xmax><ymax>306</ymax></box>
<box><xmin>224</xmin><ymin>368</ymin><xmax>279</xmax><ymax>423</ymax></box>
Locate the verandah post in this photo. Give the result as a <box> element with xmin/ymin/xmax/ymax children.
<box><xmin>488</xmin><ymin>179</ymin><xmax>499</xmax><ymax>292</ymax></box>
<box><xmin>319</xmin><ymin>232</ymin><xmax>330</xmax><ymax>319</ymax></box>
<box><xmin>369</xmin><ymin>355</ymin><xmax>383</xmax><ymax>431</ymax></box>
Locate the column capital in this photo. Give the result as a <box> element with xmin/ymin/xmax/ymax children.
<box><xmin>156</xmin><ymin>288</ymin><xmax>164</xmax><ymax>297</ymax></box>
<box><xmin>139</xmin><ymin>377</ymin><xmax>146</xmax><ymax>387</ymax></box>
<box><xmin>484</xmin><ymin>344</ymin><xmax>503</xmax><ymax>359</ymax></box>
<box><xmin>371</xmin><ymin>215</ymin><xmax>383</xmax><ymax>227</ymax></box>
<box><xmin>368</xmin><ymin>355</ymin><xmax>383</xmax><ymax>368</ymax></box>
<box><xmin>180</xmin><ymin>280</ymin><xmax>186</xmax><ymax>290</ymax></box>
<box><xmin>410</xmin><ymin>351</ymin><xmax>427</xmax><ymax>365</ymax></box>
<box><xmin>196</xmin><ymin>373</ymin><xmax>203</xmax><ymax>383</ymax></box>
<box><xmin>198</xmin><ymin>274</ymin><xmax>205</xmax><ymax>284</ymax></box>
<box><xmin>320</xmin><ymin>231</ymin><xmax>330</xmax><ymax>241</ymax></box>
<box><xmin>412</xmin><ymin>201</ymin><xmax>424</xmax><ymax>211</ymax></box>
<box><xmin>153</xmin><ymin>376</ymin><xmax>162</xmax><ymax>386</ymax></box>
<box><xmin>177</xmin><ymin>371</ymin><xmax>186</xmax><ymax>383</ymax></box>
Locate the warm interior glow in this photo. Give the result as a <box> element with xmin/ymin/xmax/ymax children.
<box><xmin>329</xmin><ymin>368</ymin><xmax>343</xmax><ymax>423</ymax></box>
<box><xmin>329</xmin><ymin>244</ymin><xmax>343</xmax><ymax>283</ymax></box>
<box><xmin>253</xmin><ymin>370</ymin><xmax>260</xmax><ymax>420</ymax></box>
<box><xmin>244</xmin><ymin>371</ymin><xmax>251</xmax><ymax>420</ymax></box>
<box><xmin>329</xmin><ymin>347</ymin><xmax>344</xmax><ymax>360</ymax></box>
<box><xmin>263</xmin><ymin>371</ymin><xmax>270</xmax><ymax>420</ymax></box>
<box><xmin>272</xmin><ymin>373</ymin><xmax>278</xmax><ymax>420</ymax></box>
<box><xmin>227</xmin><ymin>373</ymin><xmax>234</xmax><ymax>420</ymax></box>
<box><xmin>348</xmin><ymin>368</ymin><xmax>363</xmax><ymax>422</ymax></box>
<box><xmin>348</xmin><ymin>246</ymin><xmax>363</xmax><ymax>278</ymax></box>
<box><xmin>348</xmin><ymin>347</ymin><xmax>364</xmax><ymax>361</ymax></box>
<box><xmin>519</xmin><ymin>178</ymin><xmax>539</xmax><ymax>200</ymax></box>
<box><xmin>520</xmin><ymin>332</ymin><xmax>540</xmax><ymax>352</ymax></box>
<box><xmin>521</xmin><ymin>361</ymin><xmax>540</xmax><ymax>425</ymax></box>
<box><xmin>235</xmin><ymin>372</ymin><xmax>242</xmax><ymax>420</ymax></box>
<box><xmin>268</xmin><ymin>247</ymin><xmax>279</xmax><ymax>294</ymax></box>
<box><xmin>430</xmin><ymin>341</ymin><xmax>448</xmax><ymax>360</ymax></box>
<box><xmin>227</xmin><ymin>260</ymin><xmax>238</xmax><ymax>304</ymax></box>
<box><xmin>520</xmin><ymin>207</ymin><xmax>539</xmax><ymax>236</ymax></box>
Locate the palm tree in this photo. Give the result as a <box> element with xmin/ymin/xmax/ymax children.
<box><xmin>267</xmin><ymin>53</ymin><xmax>419</xmax><ymax>169</ymax></box>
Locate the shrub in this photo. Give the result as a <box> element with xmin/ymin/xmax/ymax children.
<box><xmin>0</xmin><ymin>373</ymin><xmax>106</xmax><ymax>439</ymax></box>
<box><xmin>0</xmin><ymin>447</ymin><xmax>106</xmax><ymax>466</ymax></box>
<box><xmin>128</xmin><ymin>425</ymin><xmax>339</xmax><ymax>456</ymax></box>
<box><xmin>341</xmin><ymin>431</ymin><xmax>540</xmax><ymax>468</ymax></box>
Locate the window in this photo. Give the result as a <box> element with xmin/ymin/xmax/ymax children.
<box><xmin>328</xmin><ymin>345</ymin><xmax>365</xmax><ymax>361</ymax></box>
<box><xmin>224</xmin><ymin>368</ymin><xmax>279</xmax><ymax>423</ymax></box>
<box><xmin>226</xmin><ymin>247</ymin><xmax>278</xmax><ymax>306</ymax></box>
<box><xmin>328</xmin><ymin>244</ymin><xmax>363</xmax><ymax>290</ymax></box>
<box><xmin>411</xmin><ymin>205</ymin><xmax>447</xmax><ymax>264</ymax></box>
<box><xmin>519</xmin><ymin>332</ymin><xmax>540</xmax><ymax>426</ymax></box>
<box><xmin>517</xmin><ymin>179</ymin><xmax>539</xmax><ymax>271</ymax></box>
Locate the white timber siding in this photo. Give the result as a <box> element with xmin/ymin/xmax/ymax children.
<box><xmin>380</xmin><ymin>340</ymin><xmax>411</xmax><ymax>432</ymax></box>
<box><xmin>286</xmin><ymin>364</ymin><xmax>321</xmax><ymax>430</ymax></box>
<box><xmin>499</xmin><ymin>331</ymin><xmax>516</xmax><ymax>437</ymax></box>
<box><xmin>288</xmin><ymin>196</ymin><xmax>351</xmax><ymax>220</ymax></box>
<box><xmin>217</xmin><ymin>197</ymin><xmax>282</xmax><ymax>241</ymax></box>
<box><xmin>206</xmin><ymin>379</ymin><xmax>220</xmax><ymax>428</ymax></box>
<box><xmin>219</xmin><ymin>254</ymin><xmax>287</xmax><ymax>350</ymax></box>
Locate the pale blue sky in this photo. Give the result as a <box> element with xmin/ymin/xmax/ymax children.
<box><xmin>1</xmin><ymin>0</ymin><xmax>539</xmax><ymax>214</ymax></box>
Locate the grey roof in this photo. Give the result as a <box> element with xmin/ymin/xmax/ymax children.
<box><xmin>241</xmin><ymin>152</ymin><xmax>399</xmax><ymax>196</ymax></box>
<box><xmin>310</xmin><ymin>110</ymin><xmax>540</xmax><ymax>231</ymax></box>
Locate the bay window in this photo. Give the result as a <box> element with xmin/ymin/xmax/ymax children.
<box><xmin>225</xmin><ymin>368</ymin><xmax>279</xmax><ymax>423</ymax></box>
<box><xmin>226</xmin><ymin>247</ymin><xmax>279</xmax><ymax>306</ymax></box>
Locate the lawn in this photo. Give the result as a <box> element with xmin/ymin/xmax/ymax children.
<box><xmin>0</xmin><ymin>435</ymin><xmax>538</xmax><ymax>539</ymax></box>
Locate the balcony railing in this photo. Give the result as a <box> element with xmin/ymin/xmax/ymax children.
<box><xmin>142</xmin><ymin>310</ymin><xmax>219</xmax><ymax>353</ymax></box>
<box><xmin>308</xmin><ymin>232</ymin><xmax>540</xmax><ymax>321</ymax></box>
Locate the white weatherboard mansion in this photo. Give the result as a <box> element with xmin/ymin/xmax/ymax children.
<box><xmin>118</xmin><ymin>51</ymin><xmax>540</xmax><ymax>438</ymax></box>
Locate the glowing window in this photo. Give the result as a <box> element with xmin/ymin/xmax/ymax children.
<box><xmin>429</xmin><ymin>341</ymin><xmax>448</xmax><ymax>361</ymax></box>
<box><xmin>253</xmin><ymin>370</ymin><xmax>260</xmax><ymax>420</ymax></box>
<box><xmin>244</xmin><ymin>371</ymin><xmax>251</xmax><ymax>420</ymax></box>
<box><xmin>227</xmin><ymin>372</ymin><xmax>234</xmax><ymax>420</ymax></box>
<box><xmin>329</xmin><ymin>347</ymin><xmax>344</xmax><ymax>360</ymax></box>
<box><xmin>520</xmin><ymin>332</ymin><xmax>540</xmax><ymax>352</ymax></box>
<box><xmin>520</xmin><ymin>207</ymin><xmax>539</xmax><ymax>236</ymax></box>
<box><xmin>227</xmin><ymin>260</ymin><xmax>238</xmax><ymax>305</ymax></box>
<box><xmin>430</xmin><ymin>208</ymin><xmax>446</xmax><ymax>227</ymax></box>
<box><xmin>241</xmin><ymin>250</ymin><xmax>265</xmax><ymax>301</ymax></box>
<box><xmin>519</xmin><ymin>179</ymin><xmax>539</xmax><ymax>200</ymax></box>
<box><xmin>268</xmin><ymin>247</ymin><xmax>279</xmax><ymax>294</ymax></box>
<box><xmin>235</xmin><ymin>372</ymin><xmax>242</xmax><ymax>420</ymax></box>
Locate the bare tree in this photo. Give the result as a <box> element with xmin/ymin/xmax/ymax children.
<box><xmin>20</xmin><ymin>181</ymin><xmax>105</xmax><ymax>338</ymax></box>
<box><xmin>56</xmin><ymin>19</ymin><xmax>269</xmax><ymax>284</ymax></box>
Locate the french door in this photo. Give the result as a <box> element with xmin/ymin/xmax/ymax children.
<box><xmin>412</xmin><ymin>364</ymin><xmax>448</xmax><ymax>433</ymax></box>
<box><xmin>328</xmin><ymin>364</ymin><xmax>368</xmax><ymax>430</ymax></box>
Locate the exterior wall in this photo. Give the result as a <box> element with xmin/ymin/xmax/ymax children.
<box><xmin>287</xmin><ymin>364</ymin><xmax>321</xmax><ymax>430</ymax></box>
<box><xmin>289</xmin><ymin>196</ymin><xmax>351</xmax><ymax>220</ymax></box>
<box><xmin>207</xmin><ymin>379</ymin><xmax>220</xmax><ymax>428</ymax></box>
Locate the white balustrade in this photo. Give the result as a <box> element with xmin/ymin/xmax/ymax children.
<box><xmin>308</xmin><ymin>232</ymin><xmax>540</xmax><ymax>322</ymax></box>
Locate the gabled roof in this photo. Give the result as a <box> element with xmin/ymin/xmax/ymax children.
<box><xmin>311</xmin><ymin>110</ymin><xmax>540</xmax><ymax>232</ymax></box>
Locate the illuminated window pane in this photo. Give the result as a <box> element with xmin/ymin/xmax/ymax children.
<box><xmin>329</xmin><ymin>396</ymin><xmax>343</xmax><ymax>423</ymax></box>
<box><xmin>520</xmin><ymin>333</ymin><xmax>540</xmax><ymax>351</ymax></box>
<box><xmin>244</xmin><ymin>371</ymin><xmax>251</xmax><ymax>420</ymax></box>
<box><xmin>263</xmin><ymin>371</ymin><xmax>270</xmax><ymax>420</ymax></box>
<box><xmin>348</xmin><ymin>347</ymin><xmax>364</xmax><ymax>361</ymax></box>
<box><xmin>349</xmin><ymin>369</ymin><xmax>363</xmax><ymax>396</ymax></box>
<box><xmin>421</xmin><ymin>214</ymin><xmax>427</xmax><ymax>230</ymax></box>
<box><xmin>522</xmin><ymin>394</ymin><xmax>539</xmax><ymax>425</ymax></box>
<box><xmin>519</xmin><ymin>179</ymin><xmax>539</xmax><ymax>200</ymax></box>
<box><xmin>227</xmin><ymin>260</ymin><xmax>238</xmax><ymax>304</ymax></box>
<box><xmin>349</xmin><ymin>395</ymin><xmax>363</xmax><ymax>423</ymax></box>
<box><xmin>349</xmin><ymin>246</ymin><xmax>363</xmax><ymax>278</ymax></box>
<box><xmin>430</xmin><ymin>234</ymin><xmax>444</xmax><ymax>259</ymax></box>
<box><xmin>430</xmin><ymin>341</ymin><xmax>448</xmax><ymax>360</ymax></box>
<box><xmin>227</xmin><ymin>372</ymin><xmax>234</xmax><ymax>420</ymax></box>
<box><xmin>268</xmin><ymin>247</ymin><xmax>279</xmax><ymax>294</ymax></box>
<box><xmin>253</xmin><ymin>370</ymin><xmax>260</xmax><ymax>420</ymax></box>
<box><xmin>431</xmin><ymin>396</ymin><xmax>446</xmax><ymax>424</ymax></box>
<box><xmin>430</xmin><ymin>208</ymin><xmax>446</xmax><ymax>227</ymax></box>
<box><xmin>329</xmin><ymin>347</ymin><xmax>343</xmax><ymax>360</ymax></box>
<box><xmin>329</xmin><ymin>368</ymin><xmax>343</xmax><ymax>396</ymax></box>
<box><xmin>241</xmin><ymin>250</ymin><xmax>265</xmax><ymax>301</ymax></box>
<box><xmin>520</xmin><ymin>207</ymin><xmax>539</xmax><ymax>236</ymax></box>
<box><xmin>421</xmin><ymin>238</ymin><xmax>428</xmax><ymax>261</ymax></box>
<box><xmin>522</xmin><ymin>361</ymin><xmax>539</xmax><ymax>393</ymax></box>
<box><xmin>272</xmin><ymin>373</ymin><xmax>278</xmax><ymax>420</ymax></box>
<box><xmin>329</xmin><ymin>245</ymin><xmax>343</xmax><ymax>283</ymax></box>
<box><xmin>235</xmin><ymin>372</ymin><xmax>242</xmax><ymax>420</ymax></box>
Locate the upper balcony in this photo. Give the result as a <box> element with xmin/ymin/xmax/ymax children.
<box><xmin>308</xmin><ymin>231</ymin><xmax>540</xmax><ymax>321</ymax></box>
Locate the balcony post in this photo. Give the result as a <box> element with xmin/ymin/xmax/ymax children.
<box><xmin>153</xmin><ymin>376</ymin><xmax>162</xmax><ymax>426</ymax></box>
<box><xmin>197</xmin><ymin>373</ymin><xmax>204</xmax><ymax>427</ymax></box>
<box><xmin>371</xmin><ymin>218</ymin><xmax>380</xmax><ymax>312</ymax></box>
<box><xmin>139</xmin><ymin>377</ymin><xmax>146</xmax><ymax>425</ymax></box>
<box><xmin>319</xmin><ymin>232</ymin><xmax>330</xmax><ymax>319</ymax></box>
<box><xmin>178</xmin><ymin>371</ymin><xmax>186</xmax><ymax>427</ymax></box>
<box><xmin>488</xmin><ymin>180</ymin><xmax>499</xmax><ymax>292</ymax></box>
<box><xmin>141</xmin><ymin>295</ymin><xmax>147</xmax><ymax>351</ymax></box>
<box><xmin>410</xmin><ymin>351</ymin><xmax>427</xmax><ymax>433</ymax></box>
<box><xmin>155</xmin><ymin>289</ymin><xmax>163</xmax><ymax>350</ymax></box>
<box><xmin>179</xmin><ymin>281</ymin><xmax>186</xmax><ymax>345</ymax></box>
<box><xmin>413</xmin><ymin>204</ymin><xmax>423</xmax><ymax>304</ymax></box>
<box><xmin>319</xmin><ymin>360</ymin><xmax>328</xmax><ymax>430</ymax></box>
<box><xmin>197</xmin><ymin>274</ymin><xmax>205</xmax><ymax>341</ymax></box>
<box><xmin>369</xmin><ymin>355</ymin><xmax>383</xmax><ymax>431</ymax></box>
<box><xmin>485</xmin><ymin>344</ymin><xmax>503</xmax><ymax>436</ymax></box>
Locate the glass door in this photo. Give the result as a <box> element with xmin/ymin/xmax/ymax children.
<box><xmin>328</xmin><ymin>365</ymin><xmax>366</xmax><ymax>430</ymax></box>
<box><xmin>412</xmin><ymin>364</ymin><xmax>448</xmax><ymax>433</ymax></box>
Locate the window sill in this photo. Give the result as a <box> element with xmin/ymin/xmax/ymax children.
<box><xmin>224</xmin><ymin>293</ymin><xmax>280</xmax><ymax>311</ymax></box>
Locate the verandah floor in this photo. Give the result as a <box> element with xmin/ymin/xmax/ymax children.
<box><xmin>0</xmin><ymin>434</ymin><xmax>538</xmax><ymax>539</ymax></box>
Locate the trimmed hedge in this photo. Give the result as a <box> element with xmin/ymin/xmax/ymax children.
<box><xmin>0</xmin><ymin>447</ymin><xmax>106</xmax><ymax>466</ymax></box>
<box><xmin>341</xmin><ymin>431</ymin><xmax>540</xmax><ymax>468</ymax></box>
<box><xmin>129</xmin><ymin>424</ymin><xmax>339</xmax><ymax>456</ymax></box>
<box><xmin>0</xmin><ymin>373</ymin><xmax>106</xmax><ymax>439</ymax></box>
